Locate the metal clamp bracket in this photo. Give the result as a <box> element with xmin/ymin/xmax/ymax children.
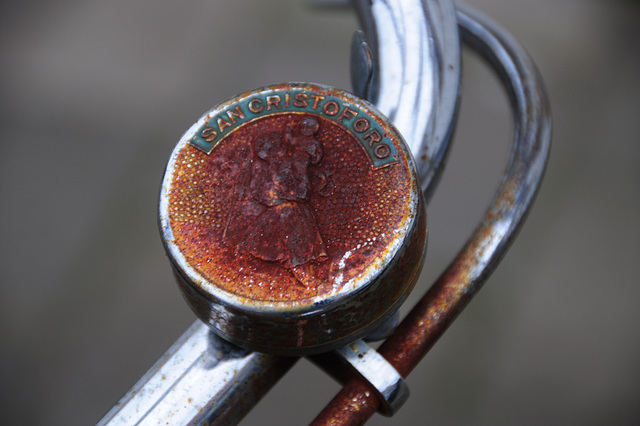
<box><xmin>336</xmin><ymin>339</ymin><xmax>409</xmax><ymax>416</ymax></box>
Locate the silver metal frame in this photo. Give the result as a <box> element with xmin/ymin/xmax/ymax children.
<box><xmin>98</xmin><ymin>0</ymin><xmax>551</xmax><ymax>424</ymax></box>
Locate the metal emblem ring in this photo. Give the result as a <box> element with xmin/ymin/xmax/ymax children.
<box><xmin>159</xmin><ymin>82</ymin><xmax>427</xmax><ymax>355</ymax></box>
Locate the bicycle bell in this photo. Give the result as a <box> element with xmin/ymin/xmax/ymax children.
<box><xmin>159</xmin><ymin>82</ymin><xmax>426</xmax><ymax>356</ymax></box>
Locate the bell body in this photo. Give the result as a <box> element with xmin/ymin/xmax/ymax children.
<box><xmin>159</xmin><ymin>83</ymin><xmax>426</xmax><ymax>355</ymax></box>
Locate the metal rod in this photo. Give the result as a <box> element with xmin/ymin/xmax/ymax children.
<box><xmin>310</xmin><ymin>2</ymin><xmax>552</xmax><ymax>423</ymax></box>
<box><xmin>97</xmin><ymin>321</ymin><xmax>296</xmax><ymax>425</ymax></box>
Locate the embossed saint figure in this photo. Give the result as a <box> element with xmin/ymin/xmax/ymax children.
<box><xmin>223</xmin><ymin>117</ymin><xmax>331</xmax><ymax>281</ymax></box>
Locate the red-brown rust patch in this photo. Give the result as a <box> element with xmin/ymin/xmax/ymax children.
<box><xmin>310</xmin><ymin>379</ymin><xmax>379</xmax><ymax>425</ymax></box>
<box><xmin>168</xmin><ymin>113</ymin><xmax>411</xmax><ymax>302</ymax></box>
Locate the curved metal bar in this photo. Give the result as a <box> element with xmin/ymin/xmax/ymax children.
<box><xmin>351</xmin><ymin>0</ymin><xmax>461</xmax><ymax>201</ymax></box>
<box><xmin>310</xmin><ymin>2</ymin><xmax>552</xmax><ymax>423</ymax></box>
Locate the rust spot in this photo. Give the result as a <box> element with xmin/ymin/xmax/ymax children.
<box><xmin>310</xmin><ymin>379</ymin><xmax>379</xmax><ymax>425</ymax></box>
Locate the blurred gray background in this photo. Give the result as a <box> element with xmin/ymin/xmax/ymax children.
<box><xmin>1</xmin><ymin>1</ymin><xmax>638</xmax><ymax>424</ymax></box>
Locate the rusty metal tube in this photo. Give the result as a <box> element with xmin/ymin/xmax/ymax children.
<box><xmin>310</xmin><ymin>2</ymin><xmax>552</xmax><ymax>423</ymax></box>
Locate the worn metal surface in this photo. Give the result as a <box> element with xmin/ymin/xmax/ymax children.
<box><xmin>98</xmin><ymin>321</ymin><xmax>296</xmax><ymax>426</ymax></box>
<box><xmin>310</xmin><ymin>2</ymin><xmax>552</xmax><ymax>423</ymax></box>
<box><xmin>159</xmin><ymin>82</ymin><xmax>426</xmax><ymax>355</ymax></box>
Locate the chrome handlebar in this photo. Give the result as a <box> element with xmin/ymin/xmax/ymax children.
<box><xmin>98</xmin><ymin>1</ymin><xmax>550</xmax><ymax>424</ymax></box>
